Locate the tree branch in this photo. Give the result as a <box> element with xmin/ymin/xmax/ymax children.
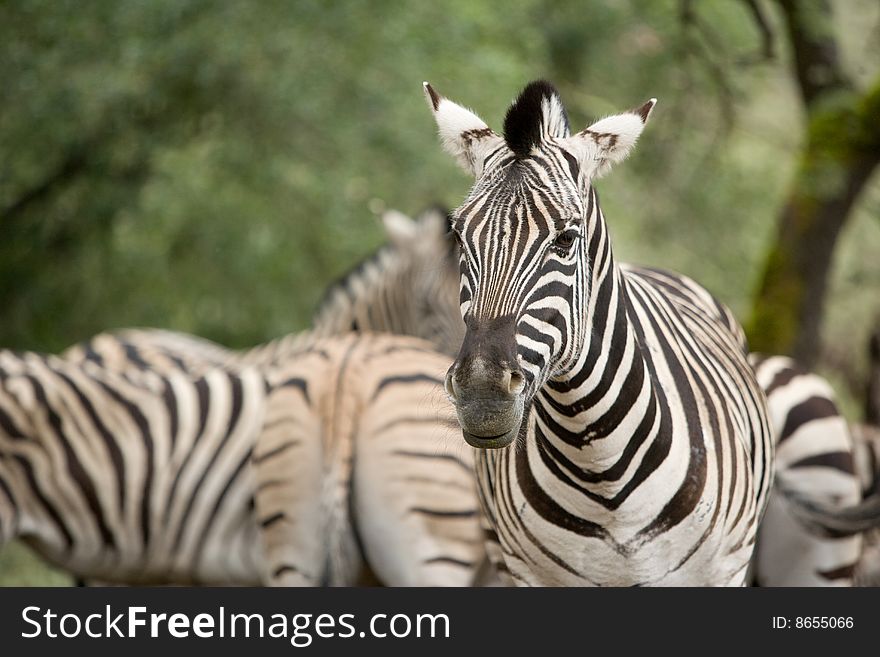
<box><xmin>1</xmin><ymin>147</ymin><xmax>90</xmax><ymax>225</ymax></box>
<box><xmin>740</xmin><ymin>0</ymin><xmax>776</xmax><ymax>63</ymax></box>
<box><xmin>678</xmin><ymin>0</ymin><xmax>736</xmax><ymax>130</ymax></box>
<box><xmin>775</xmin><ymin>0</ymin><xmax>851</xmax><ymax>107</ymax></box>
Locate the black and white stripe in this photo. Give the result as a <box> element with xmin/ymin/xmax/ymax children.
<box><xmin>852</xmin><ymin>423</ymin><xmax>880</xmax><ymax>585</ymax></box>
<box><xmin>300</xmin><ymin>201</ymin><xmax>880</xmax><ymax>586</ymax></box>
<box><xmin>49</xmin><ymin>327</ymin><xmax>481</xmax><ymax>586</ymax></box>
<box><xmin>749</xmin><ymin>353</ymin><xmax>862</xmax><ymax>586</ymax></box>
<box><xmin>313</xmin><ymin>206</ymin><xmax>464</xmax><ymax>356</ymax></box>
<box><xmin>429</xmin><ymin>80</ymin><xmax>774</xmax><ymax>586</ymax></box>
<box><xmin>0</xmin><ymin>349</ymin><xmax>265</xmax><ymax>584</ymax></box>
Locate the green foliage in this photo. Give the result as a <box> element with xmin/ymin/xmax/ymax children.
<box><xmin>0</xmin><ymin>542</ymin><xmax>72</xmax><ymax>586</ymax></box>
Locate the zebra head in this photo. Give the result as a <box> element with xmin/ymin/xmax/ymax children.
<box><xmin>425</xmin><ymin>80</ymin><xmax>655</xmax><ymax>448</ymax></box>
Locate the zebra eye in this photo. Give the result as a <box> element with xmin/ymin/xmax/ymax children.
<box><xmin>553</xmin><ymin>230</ymin><xmax>578</xmax><ymax>251</ymax></box>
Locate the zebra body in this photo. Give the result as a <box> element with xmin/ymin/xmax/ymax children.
<box><xmin>852</xmin><ymin>423</ymin><xmax>880</xmax><ymax>585</ymax></box>
<box><xmin>749</xmin><ymin>353</ymin><xmax>862</xmax><ymax>586</ymax></box>
<box><xmin>428</xmin><ymin>80</ymin><xmax>773</xmax><ymax>586</ymax></box>
<box><xmin>0</xmin><ymin>350</ymin><xmax>265</xmax><ymax>584</ymax></box>
<box><xmin>255</xmin><ymin>333</ymin><xmax>478</xmax><ymax>585</ymax></box>
<box><xmin>14</xmin><ymin>331</ymin><xmax>480</xmax><ymax>586</ymax></box>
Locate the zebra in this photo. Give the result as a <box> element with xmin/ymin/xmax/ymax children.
<box><xmin>424</xmin><ymin>81</ymin><xmax>880</xmax><ymax>585</ymax></box>
<box><xmin>852</xmin><ymin>422</ymin><xmax>880</xmax><ymax>585</ymax></box>
<box><xmin>749</xmin><ymin>353</ymin><xmax>863</xmax><ymax>586</ymax></box>
<box><xmin>313</xmin><ymin>205</ymin><xmax>464</xmax><ymax>356</ymax></box>
<box><xmin>336</xmin><ymin>207</ymin><xmax>880</xmax><ymax>586</ymax></box>
<box><xmin>0</xmin><ymin>349</ymin><xmax>265</xmax><ymax>585</ymax></box>
<box><xmin>425</xmin><ymin>79</ymin><xmax>776</xmax><ymax>586</ymax></box>
<box><xmin>253</xmin><ymin>332</ymin><xmax>478</xmax><ymax>586</ymax></box>
<box><xmin>50</xmin><ymin>329</ymin><xmax>483</xmax><ymax>586</ymax></box>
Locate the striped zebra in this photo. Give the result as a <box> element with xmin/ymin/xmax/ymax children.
<box><xmin>253</xmin><ymin>333</ymin><xmax>477</xmax><ymax>586</ymax></box>
<box><xmin>330</xmin><ymin>206</ymin><xmax>880</xmax><ymax>586</ymax></box>
<box><xmin>0</xmin><ymin>349</ymin><xmax>265</xmax><ymax>584</ymax></box>
<box><xmin>2</xmin><ymin>333</ymin><xmax>479</xmax><ymax>586</ymax></box>
<box><xmin>313</xmin><ymin>206</ymin><xmax>464</xmax><ymax>356</ymax></box>
<box><xmin>47</xmin><ymin>205</ymin><xmax>478</xmax><ymax>586</ymax></box>
<box><xmin>749</xmin><ymin>353</ymin><xmax>863</xmax><ymax>586</ymax></box>
<box><xmin>425</xmin><ymin>79</ymin><xmax>775</xmax><ymax>586</ymax></box>
<box><xmin>852</xmin><ymin>423</ymin><xmax>880</xmax><ymax>585</ymax></box>
<box><xmin>425</xmin><ymin>83</ymin><xmax>880</xmax><ymax>584</ymax></box>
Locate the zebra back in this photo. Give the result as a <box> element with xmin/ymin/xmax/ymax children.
<box><xmin>58</xmin><ymin>324</ymin><xmax>487</xmax><ymax>586</ymax></box>
<box><xmin>0</xmin><ymin>349</ymin><xmax>266</xmax><ymax>584</ymax></box>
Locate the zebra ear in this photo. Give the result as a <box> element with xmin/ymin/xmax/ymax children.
<box><xmin>415</xmin><ymin>206</ymin><xmax>451</xmax><ymax>240</ymax></box>
<box><xmin>565</xmin><ymin>98</ymin><xmax>656</xmax><ymax>178</ymax></box>
<box><xmin>382</xmin><ymin>209</ymin><xmax>419</xmax><ymax>247</ymax></box>
<box><xmin>424</xmin><ymin>82</ymin><xmax>503</xmax><ymax>177</ymax></box>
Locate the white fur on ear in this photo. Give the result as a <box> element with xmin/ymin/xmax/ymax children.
<box><xmin>415</xmin><ymin>207</ymin><xmax>449</xmax><ymax>239</ymax></box>
<box><xmin>565</xmin><ymin>98</ymin><xmax>656</xmax><ymax>178</ymax></box>
<box><xmin>381</xmin><ymin>209</ymin><xmax>418</xmax><ymax>246</ymax></box>
<box><xmin>423</xmin><ymin>82</ymin><xmax>504</xmax><ymax>177</ymax></box>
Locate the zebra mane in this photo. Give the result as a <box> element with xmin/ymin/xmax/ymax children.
<box><xmin>313</xmin><ymin>206</ymin><xmax>455</xmax><ymax>320</ymax></box>
<box><xmin>503</xmin><ymin>80</ymin><xmax>570</xmax><ymax>157</ymax></box>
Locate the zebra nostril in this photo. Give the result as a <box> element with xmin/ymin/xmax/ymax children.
<box><xmin>508</xmin><ymin>369</ymin><xmax>525</xmax><ymax>395</ymax></box>
<box><xmin>444</xmin><ymin>370</ymin><xmax>458</xmax><ymax>400</ymax></box>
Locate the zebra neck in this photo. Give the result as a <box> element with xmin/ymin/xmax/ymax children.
<box><xmin>313</xmin><ymin>247</ymin><xmax>417</xmax><ymax>337</ymax></box>
<box><xmin>538</xmin><ymin>258</ymin><xmax>669</xmax><ymax>488</ymax></box>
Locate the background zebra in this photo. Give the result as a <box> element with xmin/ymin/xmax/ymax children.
<box><xmin>253</xmin><ymin>333</ymin><xmax>478</xmax><ymax>586</ymax></box>
<box><xmin>49</xmin><ymin>207</ymin><xmax>483</xmax><ymax>586</ymax></box>
<box><xmin>3</xmin><ymin>332</ymin><xmax>481</xmax><ymax>586</ymax></box>
<box><xmin>853</xmin><ymin>423</ymin><xmax>880</xmax><ymax>585</ymax></box>
<box><xmin>0</xmin><ymin>349</ymin><xmax>265</xmax><ymax>584</ymax></box>
<box><xmin>749</xmin><ymin>353</ymin><xmax>862</xmax><ymax>586</ymax></box>
<box><xmin>313</xmin><ymin>206</ymin><xmax>465</xmax><ymax>356</ymax></box>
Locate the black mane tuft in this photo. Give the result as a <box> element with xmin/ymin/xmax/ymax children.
<box><xmin>503</xmin><ymin>80</ymin><xmax>567</xmax><ymax>157</ymax></box>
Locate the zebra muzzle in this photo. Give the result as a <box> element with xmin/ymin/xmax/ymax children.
<box><xmin>445</xmin><ymin>369</ymin><xmax>525</xmax><ymax>449</ymax></box>
<box><xmin>446</xmin><ymin>318</ymin><xmax>526</xmax><ymax>449</ymax></box>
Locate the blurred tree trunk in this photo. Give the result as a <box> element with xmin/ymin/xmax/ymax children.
<box><xmin>746</xmin><ymin>0</ymin><xmax>880</xmax><ymax>367</ymax></box>
<box><xmin>867</xmin><ymin>325</ymin><xmax>880</xmax><ymax>426</ymax></box>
